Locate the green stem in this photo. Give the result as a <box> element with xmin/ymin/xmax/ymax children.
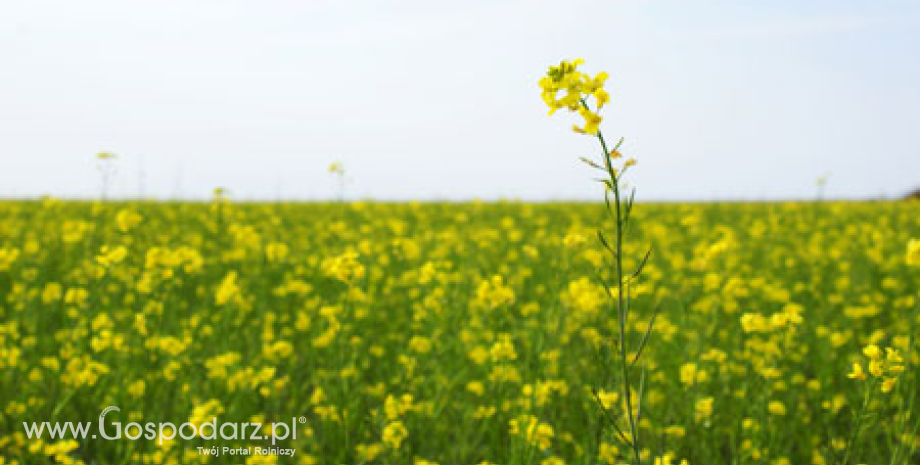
<box><xmin>841</xmin><ymin>378</ymin><xmax>876</xmax><ymax>465</ymax></box>
<box><xmin>582</xmin><ymin>97</ymin><xmax>642</xmax><ymax>465</ymax></box>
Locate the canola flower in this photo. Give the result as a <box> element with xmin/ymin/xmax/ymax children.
<box><xmin>848</xmin><ymin>344</ymin><xmax>905</xmax><ymax>391</ymax></box>
<box><xmin>539</xmin><ymin>58</ymin><xmax>609</xmax><ymax>134</ymax></box>
<box><xmin>841</xmin><ymin>343</ymin><xmax>911</xmax><ymax>465</ymax></box>
<box><xmin>382</xmin><ymin>421</ymin><xmax>408</xmax><ymax>449</ymax></box>
<box><xmin>322</xmin><ymin>250</ymin><xmax>365</xmax><ymax>284</ymax></box>
<box><xmin>908</xmin><ymin>239</ymin><xmax>920</xmax><ymax>266</ymax></box>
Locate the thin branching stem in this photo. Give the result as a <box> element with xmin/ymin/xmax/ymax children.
<box><xmin>581</xmin><ymin>97</ymin><xmax>643</xmax><ymax>465</ymax></box>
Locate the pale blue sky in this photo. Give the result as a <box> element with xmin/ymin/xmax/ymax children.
<box><xmin>1</xmin><ymin>0</ymin><xmax>918</xmax><ymax>201</ymax></box>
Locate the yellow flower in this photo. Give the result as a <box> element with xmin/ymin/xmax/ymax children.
<box><xmin>862</xmin><ymin>345</ymin><xmax>881</xmax><ymax>359</ymax></box>
<box><xmin>664</xmin><ymin>425</ymin><xmax>686</xmax><ymax>438</ymax></box>
<box><xmin>189</xmin><ymin>399</ymin><xmax>224</xmax><ymax>432</ymax></box>
<box><xmin>467</xmin><ymin>381</ymin><xmax>485</xmax><ymax>396</ymax></box>
<box><xmin>575</xmin><ymin>107</ymin><xmax>602</xmax><ymax>135</ymax></box>
<box><xmin>906</xmin><ymin>239</ymin><xmax>920</xmax><ymax>266</ymax></box>
<box><xmin>695</xmin><ymin>397</ymin><xmax>714</xmax><ymax>420</ymax></box>
<box><xmin>563</xmin><ymin>232</ymin><xmax>586</xmax><ymax>248</ymax></box>
<box><xmin>680</xmin><ymin>363</ymin><xmax>698</xmax><ymax>386</ymax></box>
<box><xmin>475</xmin><ymin>275</ymin><xmax>515</xmax><ymax>310</ymax></box>
<box><xmin>115</xmin><ymin>208</ymin><xmax>143</xmax><ymax>233</ymax></box>
<box><xmin>868</xmin><ymin>359</ymin><xmax>884</xmax><ymax>377</ymax></box>
<box><xmin>598</xmin><ymin>443</ymin><xmax>619</xmax><ymax>464</ymax></box>
<box><xmin>42</xmin><ymin>282</ymin><xmax>62</xmax><ymax>304</ymax></box>
<box><xmin>768</xmin><ymin>401</ymin><xmax>786</xmax><ymax>416</ymax></box>
<box><xmin>215</xmin><ymin>271</ymin><xmax>240</xmax><ymax>305</ymax></box>
<box><xmin>409</xmin><ymin>336</ymin><xmax>432</xmax><ymax>354</ymax></box>
<box><xmin>885</xmin><ymin>347</ymin><xmax>903</xmax><ymax>364</ymax></box>
<box><xmin>847</xmin><ymin>363</ymin><xmax>866</xmax><ymax>380</ymax></box>
<box><xmin>322</xmin><ymin>251</ymin><xmax>365</xmax><ymax>284</ymax></box>
<box><xmin>880</xmin><ymin>377</ymin><xmax>897</xmax><ymax>393</ymax></box>
<box><xmin>0</xmin><ymin>248</ymin><xmax>20</xmax><ymax>271</ymax></box>
<box><xmin>653</xmin><ymin>454</ymin><xmax>690</xmax><ymax>465</ymax></box>
<box><xmin>594</xmin><ymin>88</ymin><xmax>610</xmax><ymax>108</ymax></box>
<box><xmin>382</xmin><ymin>421</ymin><xmax>408</xmax><ymax>449</ymax></box>
<box><xmin>469</xmin><ymin>346</ymin><xmax>489</xmax><ymax>365</ymax></box>
<box><xmin>384</xmin><ymin>394</ymin><xmax>414</xmax><ymax>420</ymax></box>
<box><xmin>509</xmin><ymin>415</ymin><xmax>554</xmax><ymax>450</ymax></box>
<box><xmin>355</xmin><ymin>443</ymin><xmax>384</xmax><ymax>462</ymax></box>
<box><xmin>265</xmin><ymin>242</ymin><xmax>289</xmax><ymax>262</ymax></box>
<box><xmin>128</xmin><ymin>380</ymin><xmax>146</xmax><ymax>397</ymax></box>
<box><xmin>531</xmin><ymin>423</ymin><xmax>554</xmax><ymax>450</ymax></box>
<box><xmin>96</xmin><ymin>245</ymin><xmax>128</xmax><ymax>267</ymax></box>
<box><xmin>246</xmin><ymin>453</ymin><xmax>278</xmax><ymax>465</ymax></box>
<box><xmin>489</xmin><ymin>335</ymin><xmax>517</xmax><ymax>362</ymax></box>
<box><xmin>596</xmin><ymin>390</ymin><xmax>619</xmax><ymax>410</ymax></box>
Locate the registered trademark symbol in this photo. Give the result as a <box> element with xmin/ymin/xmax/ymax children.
<box><xmin>299</xmin><ymin>416</ymin><xmax>307</xmax><ymax>424</ymax></box>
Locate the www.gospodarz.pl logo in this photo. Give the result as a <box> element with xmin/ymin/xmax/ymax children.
<box><xmin>23</xmin><ymin>405</ymin><xmax>306</xmax><ymax>447</ymax></box>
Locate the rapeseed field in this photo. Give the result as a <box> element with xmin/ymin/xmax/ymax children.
<box><xmin>0</xmin><ymin>198</ymin><xmax>918</xmax><ymax>465</ymax></box>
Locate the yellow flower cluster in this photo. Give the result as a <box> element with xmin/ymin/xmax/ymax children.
<box><xmin>848</xmin><ymin>344</ymin><xmax>905</xmax><ymax>393</ymax></box>
<box><xmin>382</xmin><ymin>421</ymin><xmax>408</xmax><ymax>449</ymax></box>
<box><xmin>509</xmin><ymin>414</ymin><xmax>554</xmax><ymax>450</ymax></box>
<box><xmin>322</xmin><ymin>250</ymin><xmax>365</xmax><ymax>284</ymax></box>
<box><xmin>473</xmin><ymin>275</ymin><xmax>515</xmax><ymax>310</ymax></box>
<box><xmin>908</xmin><ymin>238</ymin><xmax>920</xmax><ymax>266</ymax></box>
<box><xmin>0</xmin><ymin>248</ymin><xmax>19</xmax><ymax>271</ymax></box>
<box><xmin>189</xmin><ymin>399</ymin><xmax>224</xmax><ymax>433</ymax></box>
<box><xmin>539</xmin><ymin>58</ymin><xmax>610</xmax><ymax>134</ymax></box>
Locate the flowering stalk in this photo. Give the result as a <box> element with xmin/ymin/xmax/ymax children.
<box><xmin>843</xmin><ymin>343</ymin><xmax>908</xmax><ymax>465</ymax></box>
<box><xmin>96</xmin><ymin>152</ymin><xmax>118</xmax><ymax>201</ymax></box>
<box><xmin>540</xmin><ymin>58</ymin><xmax>654</xmax><ymax>465</ymax></box>
<box><xmin>329</xmin><ymin>161</ymin><xmax>346</xmax><ymax>202</ymax></box>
